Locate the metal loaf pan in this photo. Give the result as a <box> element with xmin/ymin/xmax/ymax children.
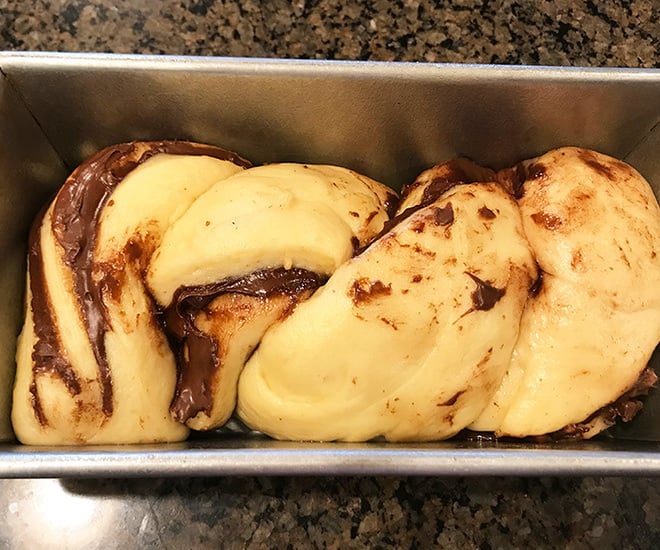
<box><xmin>0</xmin><ymin>52</ymin><xmax>658</xmax><ymax>478</ymax></box>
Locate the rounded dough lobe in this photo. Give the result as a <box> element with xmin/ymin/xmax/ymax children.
<box><xmin>471</xmin><ymin>147</ymin><xmax>660</xmax><ymax>437</ymax></box>
<box><xmin>237</xmin><ymin>180</ymin><xmax>537</xmax><ymax>442</ymax></box>
<box><xmin>147</xmin><ymin>164</ymin><xmax>395</xmax><ymax>306</ymax></box>
<box><xmin>13</xmin><ymin>142</ymin><xmax>247</xmax><ymax>445</ymax></box>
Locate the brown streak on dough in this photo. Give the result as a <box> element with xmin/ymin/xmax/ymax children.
<box><xmin>29</xmin><ymin>381</ymin><xmax>47</xmax><ymax>426</ymax></box>
<box><xmin>384</xmin><ymin>191</ymin><xmax>399</xmax><ymax>219</ymax></box>
<box><xmin>27</xmin><ymin>206</ymin><xmax>82</xmax><ymax>426</ymax></box>
<box><xmin>167</xmin><ymin>268</ymin><xmax>324</xmax><ymax>422</ymax></box>
<box><xmin>351</xmin><ymin>236</ymin><xmax>360</xmax><ymax>256</ymax></box>
<box><xmin>536</xmin><ymin>367</ymin><xmax>658</xmax><ymax>441</ymax></box>
<box><xmin>400</xmin><ymin>158</ymin><xmax>496</xmax><ymax>203</ymax></box>
<box><xmin>498</xmin><ymin>161</ymin><xmax>546</xmax><ymax>198</ymax></box>
<box><xmin>48</xmin><ymin>141</ymin><xmax>250</xmax><ymax>419</ymax></box>
<box><xmin>365</xmin><ymin>210</ymin><xmax>379</xmax><ymax>223</ymax></box>
<box><xmin>571</xmin><ymin>190</ymin><xmax>593</xmax><ymax>202</ymax></box>
<box><xmin>411</xmin><ymin>220</ymin><xmax>425</xmax><ymax>233</ymax></box>
<box><xmin>571</xmin><ymin>250</ymin><xmax>585</xmax><ymax>272</ymax></box>
<box><xmin>379</xmin><ymin>317</ymin><xmax>398</xmax><ymax>330</ymax></box>
<box><xmin>349</xmin><ymin>278</ymin><xmax>392</xmax><ymax>306</ymax></box>
<box><xmin>476</xmin><ymin>347</ymin><xmax>494</xmax><ymax>370</ymax></box>
<box><xmin>438</xmin><ymin>390</ymin><xmax>465</xmax><ymax>407</ymax></box>
<box><xmin>531</xmin><ymin>211</ymin><xmax>563</xmax><ymax>230</ymax></box>
<box><xmin>432</xmin><ymin>203</ymin><xmax>454</xmax><ymax>226</ymax></box>
<box><xmin>412</xmin><ymin>244</ymin><xmax>436</xmax><ymax>258</ymax></box>
<box><xmin>529</xmin><ymin>266</ymin><xmax>544</xmax><ymax>297</ymax></box>
<box><xmin>478</xmin><ymin>206</ymin><xmax>497</xmax><ymax>220</ymax></box>
<box><xmin>465</xmin><ymin>272</ymin><xmax>506</xmax><ymax>312</ymax></box>
<box><xmin>361</xmin><ymin>160</ymin><xmax>492</xmax><ymax>257</ymax></box>
<box><xmin>616</xmin><ymin>244</ymin><xmax>631</xmax><ymax>268</ymax></box>
<box><xmin>577</xmin><ymin>149</ymin><xmax>616</xmax><ymax>180</ymax></box>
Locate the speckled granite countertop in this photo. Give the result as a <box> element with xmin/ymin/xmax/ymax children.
<box><xmin>1</xmin><ymin>1</ymin><xmax>659</xmax><ymax>548</ymax></box>
<box><xmin>1</xmin><ymin>0</ymin><xmax>658</xmax><ymax>67</ymax></box>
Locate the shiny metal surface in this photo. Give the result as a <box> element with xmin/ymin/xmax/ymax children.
<box><xmin>2</xmin><ymin>438</ymin><xmax>660</xmax><ymax>477</ymax></box>
<box><xmin>2</xmin><ymin>53</ymin><xmax>659</xmax><ymax>188</ymax></box>
<box><xmin>0</xmin><ymin>67</ymin><xmax>67</xmax><ymax>441</ymax></box>
<box><xmin>0</xmin><ymin>52</ymin><xmax>658</xmax><ymax>476</ymax></box>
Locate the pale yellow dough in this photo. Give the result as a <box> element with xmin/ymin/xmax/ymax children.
<box><xmin>237</xmin><ymin>181</ymin><xmax>537</xmax><ymax>441</ymax></box>
<box><xmin>147</xmin><ymin>163</ymin><xmax>393</xmax><ymax>306</ymax></box>
<box><xmin>471</xmin><ymin>147</ymin><xmax>660</xmax><ymax>437</ymax></box>
<box><xmin>148</xmin><ymin>163</ymin><xmax>394</xmax><ymax>430</ymax></box>
<box><xmin>13</xmin><ymin>152</ymin><xmax>244</xmax><ymax>444</ymax></box>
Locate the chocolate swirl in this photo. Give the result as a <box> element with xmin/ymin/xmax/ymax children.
<box><xmin>166</xmin><ymin>267</ymin><xmax>327</xmax><ymax>422</ymax></box>
<box><xmin>30</xmin><ymin>141</ymin><xmax>250</xmax><ymax>422</ymax></box>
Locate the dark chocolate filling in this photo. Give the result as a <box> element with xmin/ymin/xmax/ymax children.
<box><xmin>459</xmin><ymin>367</ymin><xmax>658</xmax><ymax>442</ymax></box>
<box><xmin>543</xmin><ymin>366</ymin><xmax>658</xmax><ymax>441</ymax></box>
<box><xmin>465</xmin><ymin>272</ymin><xmax>506</xmax><ymax>312</ymax></box>
<box><xmin>27</xmin><ymin>205</ymin><xmax>81</xmax><ymax>426</ymax></box>
<box><xmin>432</xmin><ymin>203</ymin><xmax>454</xmax><ymax>226</ymax></box>
<box><xmin>165</xmin><ymin>267</ymin><xmax>327</xmax><ymax>422</ymax></box>
<box><xmin>31</xmin><ymin>141</ymin><xmax>250</xmax><ymax>420</ymax></box>
<box><xmin>498</xmin><ymin>161</ymin><xmax>546</xmax><ymax>199</ymax></box>
<box><xmin>529</xmin><ymin>265</ymin><xmax>544</xmax><ymax>297</ymax></box>
<box><xmin>357</xmin><ymin>159</ymin><xmax>493</xmax><ymax>255</ymax></box>
<box><xmin>399</xmin><ymin>158</ymin><xmax>496</xmax><ymax>203</ymax></box>
<box><xmin>383</xmin><ymin>191</ymin><xmax>399</xmax><ymax>219</ymax></box>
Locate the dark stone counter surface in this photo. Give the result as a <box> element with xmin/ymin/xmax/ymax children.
<box><xmin>0</xmin><ymin>0</ymin><xmax>659</xmax><ymax>548</ymax></box>
<box><xmin>1</xmin><ymin>476</ymin><xmax>659</xmax><ymax>548</ymax></box>
<box><xmin>1</xmin><ymin>0</ymin><xmax>657</xmax><ymax>67</ymax></box>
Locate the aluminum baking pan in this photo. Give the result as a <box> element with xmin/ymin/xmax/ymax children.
<box><xmin>0</xmin><ymin>52</ymin><xmax>658</xmax><ymax>477</ymax></box>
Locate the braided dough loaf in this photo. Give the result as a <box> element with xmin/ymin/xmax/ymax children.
<box><xmin>12</xmin><ymin>142</ymin><xmax>660</xmax><ymax>444</ymax></box>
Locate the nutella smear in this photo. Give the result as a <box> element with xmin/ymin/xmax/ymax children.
<box><xmin>14</xmin><ymin>141</ymin><xmax>249</xmax><ymax>444</ymax></box>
